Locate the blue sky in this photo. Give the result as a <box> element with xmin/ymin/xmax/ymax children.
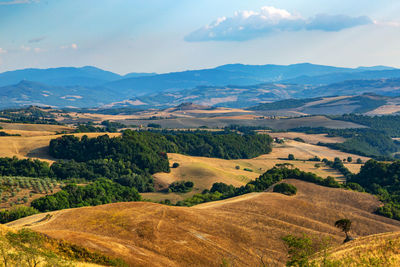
<box><xmin>0</xmin><ymin>0</ymin><xmax>399</xmax><ymax>74</ymax></box>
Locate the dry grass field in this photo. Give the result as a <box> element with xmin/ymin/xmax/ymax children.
<box><xmin>143</xmin><ymin>139</ymin><xmax>369</xmax><ymax>202</ymax></box>
<box><xmin>267</xmin><ymin>132</ymin><xmax>345</xmax><ymax>144</ymax></box>
<box><xmin>9</xmin><ymin>180</ymin><xmax>400</xmax><ymax>267</ymax></box>
<box><xmin>314</xmin><ymin>231</ymin><xmax>400</xmax><ymax>266</ymax></box>
<box><xmin>0</xmin><ymin>131</ymin><xmax>121</xmax><ymax>163</ymax></box>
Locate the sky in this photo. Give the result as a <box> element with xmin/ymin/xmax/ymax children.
<box><xmin>0</xmin><ymin>0</ymin><xmax>400</xmax><ymax>74</ymax></box>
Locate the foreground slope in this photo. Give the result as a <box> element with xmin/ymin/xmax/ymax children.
<box><xmin>314</xmin><ymin>231</ymin><xmax>400</xmax><ymax>266</ymax></box>
<box><xmin>8</xmin><ymin>180</ymin><xmax>400</xmax><ymax>266</ymax></box>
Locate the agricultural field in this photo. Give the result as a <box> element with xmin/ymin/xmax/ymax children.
<box><xmin>143</xmin><ymin>138</ymin><xmax>369</xmax><ymax>203</ymax></box>
<box><xmin>0</xmin><ymin>127</ymin><xmax>121</xmax><ymax>163</ymax></box>
<box><xmin>8</xmin><ymin>180</ymin><xmax>400</xmax><ymax>267</ymax></box>
<box><xmin>0</xmin><ymin>176</ymin><xmax>61</xmax><ymax>209</ymax></box>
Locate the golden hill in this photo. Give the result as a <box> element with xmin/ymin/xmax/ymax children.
<box><xmin>313</xmin><ymin>231</ymin><xmax>400</xmax><ymax>266</ymax></box>
<box><xmin>8</xmin><ymin>180</ymin><xmax>400</xmax><ymax>266</ymax></box>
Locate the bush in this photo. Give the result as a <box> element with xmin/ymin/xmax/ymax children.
<box><xmin>168</xmin><ymin>181</ymin><xmax>194</xmax><ymax>193</ymax></box>
<box><xmin>235</xmin><ymin>165</ymin><xmax>240</xmax><ymax>170</ymax></box>
<box><xmin>243</xmin><ymin>168</ymin><xmax>253</xmax><ymax>172</ymax></box>
<box><xmin>293</xmin><ymin>137</ymin><xmax>305</xmax><ymax>143</ymax></box>
<box><xmin>172</xmin><ymin>162</ymin><xmax>180</xmax><ymax>168</ymax></box>
<box><xmin>273</xmin><ymin>183</ymin><xmax>297</xmax><ymax>196</ymax></box>
<box><xmin>288</xmin><ymin>154</ymin><xmax>295</xmax><ymax>160</ymax></box>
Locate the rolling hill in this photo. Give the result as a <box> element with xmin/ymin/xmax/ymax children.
<box><xmin>1</xmin><ymin>63</ymin><xmax>399</xmax><ymax>109</ymax></box>
<box><xmin>8</xmin><ymin>179</ymin><xmax>400</xmax><ymax>266</ymax></box>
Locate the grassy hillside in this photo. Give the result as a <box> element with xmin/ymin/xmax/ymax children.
<box><xmin>313</xmin><ymin>232</ymin><xmax>400</xmax><ymax>266</ymax></box>
<box><xmin>0</xmin><ymin>224</ymin><xmax>124</xmax><ymax>266</ymax></box>
<box><xmin>9</xmin><ymin>180</ymin><xmax>400</xmax><ymax>266</ymax></box>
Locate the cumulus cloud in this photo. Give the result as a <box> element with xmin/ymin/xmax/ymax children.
<box><xmin>185</xmin><ymin>6</ymin><xmax>373</xmax><ymax>42</ymax></box>
<box><xmin>0</xmin><ymin>0</ymin><xmax>39</xmax><ymax>5</ymax></box>
<box><xmin>60</xmin><ymin>43</ymin><xmax>78</xmax><ymax>50</ymax></box>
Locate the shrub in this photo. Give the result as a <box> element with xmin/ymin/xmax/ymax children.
<box><xmin>172</xmin><ymin>162</ymin><xmax>180</xmax><ymax>168</ymax></box>
<box><xmin>273</xmin><ymin>183</ymin><xmax>297</xmax><ymax>196</ymax></box>
<box><xmin>288</xmin><ymin>154</ymin><xmax>295</xmax><ymax>160</ymax></box>
<box><xmin>168</xmin><ymin>181</ymin><xmax>194</xmax><ymax>193</ymax></box>
<box><xmin>243</xmin><ymin>168</ymin><xmax>253</xmax><ymax>172</ymax></box>
<box><xmin>235</xmin><ymin>165</ymin><xmax>240</xmax><ymax>170</ymax></box>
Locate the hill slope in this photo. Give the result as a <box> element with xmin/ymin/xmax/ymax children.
<box><xmin>9</xmin><ymin>180</ymin><xmax>400</xmax><ymax>266</ymax></box>
<box><xmin>314</xmin><ymin>231</ymin><xmax>400</xmax><ymax>266</ymax></box>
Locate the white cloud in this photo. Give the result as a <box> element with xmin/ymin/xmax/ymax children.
<box><xmin>20</xmin><ymin>45</ymin><xmax>31</xmax><ymax>51</ymax></box>
<box><xmin>185</xmin><ymin>6</ymin><xmax>373</xmax><ymax>42</ymax></box>
<box><xmin>0</xmin><ymin>48</ymin><xmax>7</xmax><ymax>54</ymax></box>
<box><xmin>61</xmin><ymin>43</ymin><xmax>78</xmax><ymax>50</ymax></box>
<box><xmin>0</xmin><ymin>0</ymin><xmax>39</xmax><ymax>5</ymax></box>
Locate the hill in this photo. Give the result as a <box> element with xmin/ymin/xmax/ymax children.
<box><xmin>250</xmin><ymin>94</ymin><xmax>399</xmax><ymax>115</ymax></box>
<box><xmin>8</xmin><ymin>180</ymin><xmax>400</xmax><ymax>266</ymax></box>
<box><xmin>0</xmin><ymin>66</ymin><xmax>121</xmax><ymax>87</ymax></box>
<box><xmin>313</xmin><ymin>231</ymin><xmax>400</xmax><ymax>266</ymax></box>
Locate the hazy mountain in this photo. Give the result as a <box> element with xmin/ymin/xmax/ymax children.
<box><xmin>284</xmin><ymin>69</ymin><xmax>400</xmax><ymax>85</ymax></box>
<box><xmin>103</xmin><ymin>83</ymin><xmax>306</xmax><ymax>109</ymax></box>
<box><xmin>250</xmin><ymin>94</ymin><xmax>394</xmax><ymax>115</ymax></box>
<box><xmin>0</xmin><ymin>66</ymin><xmax>121</xmax><ymax>87</ymax></box>
<box><xmin>306</xmin><ymin>78</ymin><xmax>400</xmax><ymax>97</ymax></box>
<box><xmin>0</xmin><ymin>80</ymin><xmax>120</xmax><ymax>108</ymax></box>
<box><xmin>123</xmin><ymin>72</ymin><xmax>157</xmax><ymax>79</ymax></box>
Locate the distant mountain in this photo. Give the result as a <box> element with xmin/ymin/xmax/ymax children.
<box><xmin>250</xmin><ymin>94</ymin><xmax>396</xmax><ymax>115</ymax></box>
<box><xmin>104</xmin><ymin>68</ymin><xmax>267</xmax><ymax>96</ymax></box>
<box><xmin>306</xmin><ymin>78</ymin><xmax>400</xmax><ymax>97</ymax></box>
<box><xmin>1</xmin><ymin>63</ymin><xmax>400</xmax><ymax>109</ymax></box>
<box><xmin>0</xmin><ymin>80</ymin><xmax>120</xmax><ymax>108</ymax></box>
<box><xmin>0</xmin><ymin>66</ymin><xmax>121</xmax><ymax>87</ymax></box>
<box><xmin>103</xmin><ymin>83</ymin><xmax>305</xmax><ymax>109</ymax></box>
<box><xmin>284</xmin><ymin>69</ymin><xmax>400</xmax><ymax>85</ymax></box>
<box><xmin>122</xmin><ymin>72</ymin><xmax>157</xmax><ymax>79</ymax></box>
<box><xmin>215</xmin><ymin>63</ymin><xmax>353</xmax><ymax>81</ymax></box>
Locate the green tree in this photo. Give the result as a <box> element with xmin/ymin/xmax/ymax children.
<box><xmin>288</xmin><ymin>154</ymin><xmax>295</xmax><ymax>160</ymax></box>
<box><xmin>335</xmin><ymin>219</ymin><xmax>353</xmax><ymax>243</ymax></box>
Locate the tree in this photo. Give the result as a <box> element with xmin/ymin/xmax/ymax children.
<box><xmin>334</xmin><ymin>219</ymin><xmax>353</xmax><ymax>243</ymax></box>
<box><xmin>347</xmin><ymin>157</ymin><xmax>353</xmax><ymax>163</ymax></box>
<box><xmin>273</xmin><ymin>183</ymin><xmax>297</xmax><ymax>196</ymax></box>
<box><xmin>356</xmin><ymin>158</ymin><xmax>363</xmax><ymax>164</ymax></box>
<box><xmin>288</xmin><ymin>154</ymin><xmax>295</xmax><ymax>160</ymax></box>
<box><xmin>172</xmin><ymin>162</ymin><xmax>180</xmax><ymax>168</ymax></box>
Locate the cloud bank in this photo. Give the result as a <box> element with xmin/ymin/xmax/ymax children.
<box><xmin>185</xmin><ymin>6</ymin><xmax>373</xmax><ymax>42</ymax></box>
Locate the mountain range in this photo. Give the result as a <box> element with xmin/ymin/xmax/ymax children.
<box><xmin>1</xmin><ymin>63</ymin><xmax>400</xmax><ymax>110</ymax></box>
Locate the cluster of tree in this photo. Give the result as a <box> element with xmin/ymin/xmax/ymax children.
<box><xmin>0</xmin><ymin>131</ymin><xmax>21</xmax><ymax>136</ymax></box>
<box><xmin>163</xmin><ymin>131</ymin><xmax>273</xmax><ymax>159</ymax></box>
<box><xmin>349</xmin><ymin>160</ymin><xmax>400</xmax><ymax>220</ymax></box>
<box><xmin>176</xmin><ymin>166</ymin><xmax>341</xmax><ymax>206</ymax></box>
<box><xmin>0</xmin><ymin>205</ymin><xmax>39</xmax><ymax>224</ymax></box>
<box><xmin>291</xmin><ymin>127</ymin><xmax>399</xmax><ymax>159</ymax></box>
<box><xmin>0</xmin><ymin>106</ymin><xmax>61</xmax><ymax>125</ymax></box>
<box><xmin>31</xmin><ymin>179</ymin><xmax>141</xmax><ymax>212</ymax></box>
<box><xmin>322</xmin><ymin>158</ymin><xmax>353</xmax><ymax>180</ymax></box>
<box><xmin>273</xmin><ymin>183</ymin><xmax>297</xmax><ymax>196</ymax></box>
<box><xmin>225</xmin><ymin>125</ymin><xmax>272</xmax><ymax>135</ymax></box>
<box><xmin>49</xmin><ymin>132</ymin><xmax>171</xmax><ymax>174</ymax></box>
<box><xmin>334</xmin><ymin>114</ymin><xmax>400</xmax><ymax>137</ymax></box>
<box><xmin>0</xmin><ymin>157</ymin><xmax>51</xmax><ymax>177</ymax></box>
<box><xmin>74</xmin><ymin>121</ymin><xmax>127</xmax><ymax>133</ymax></box>
<box><xmin>168</xmin><ymin>181</ymin><xmax>194</xmax><ymax>193</ymax></box>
